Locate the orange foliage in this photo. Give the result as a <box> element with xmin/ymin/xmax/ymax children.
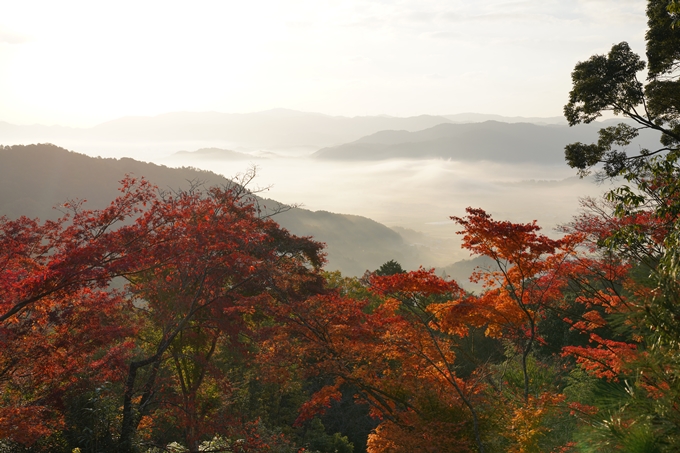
<box><xmin>367</xmin><ymin>412</ymin><xmax>472</xmax><ymax>453</ymax></box>
<box><xmin>503</xmin><ymin>393</ymin><xmax>567</xmax><ymax>453</ymax></box>
<box><xmin>272</xmin><ymin>269</ymin><xmax>481</xmax><ymax>452</ymax></box>
<box><xmin>447</xmin><ymin>208</ymin><xmax>574</xmax><ymax>345</ymax></box>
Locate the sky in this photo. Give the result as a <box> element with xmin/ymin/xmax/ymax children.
<box><xmin>1</xmin><ymin>0</ymin><xmax>648</xmax><ymax>127</ymax></box>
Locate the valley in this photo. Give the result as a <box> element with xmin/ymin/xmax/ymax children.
<box><xmin>1</xmin><ymin>110</ymin><xmax>654</xmax><ymax>282</ymax></box>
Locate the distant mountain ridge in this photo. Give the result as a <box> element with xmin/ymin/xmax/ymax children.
<box><xmin>1</xmin><ymin>111</ymin><xmax>453</xmax><ymax>153</ymax></box>
<box><xmin>312</xmin><ymin>120</ymin><xmax>662</xmax><ymax>163</ymax></box>
<box><xmin>2</xmin><ymin>110</ymin><xmax>584</xmax><ymax>158</ymax></box>
<box><xmin>444</xmin><ymin>113</ymin><xmax>566</xmax><ymax>125</ymax></box>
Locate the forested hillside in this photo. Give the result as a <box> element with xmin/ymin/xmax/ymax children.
<box><xmin>313</xmin><ymin>120</ymin><xmax>661</xmax><ymax>163</ymax></box>
<box><xmin>1</xmin><ymin>2</ymin><xmax>680</xmax><ymax>452</ymax></box>
<box><xmin>0</xmin><ymin>143</ymin><xmax>417</xmax><ymax>276</ymax></box>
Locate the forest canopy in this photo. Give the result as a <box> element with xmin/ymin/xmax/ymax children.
<box><xmin>2</xmin><ymin>1</ymin><xmax>680</xmax><ymax>452</ymax></box>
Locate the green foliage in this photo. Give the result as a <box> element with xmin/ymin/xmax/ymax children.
<box><xmin>570</xmin><ymin>378</ymin><xmax>669</xmax><ymax>453</ymax></box>
<box><xmin>564</xmin><ymin>0</ymin><xmax>680</xmax><ymax>178</ymax></box>
<box><xmin>564</xmin><ymin>42</ymin><xmax>646</xmax><ymax>127</ymax></box>
<box><xmin>322</xmin><ymin>271</ymin><xmax>373</xmax><ymax>301</ymax></box>
<box><xmin>668</xmin><ymin>0</ymin><xmax>680</xmax><ymax>28</ymax></box>
<box><xmin>374</xmin><ymin>260</ymin><xmax>406</xmax><ymax>276</ymax></box>
<box><xmin>476</xmin><ymin>346</ymin><xmax>577</xmax><ymax>453</ymax></box>
<box><xmin>560</xmin><ymin>10</ymin><xmax>680</xmax><ymax>449</ymax></box>
<box><xmin>647</xmin><ymin>0</ymin><xmax>680</xmax><ymax>78</ymax></box>
<box><xmin>323</xmin><ymin>271</ymin><xmax>383</xmax><ymax>314</ymax></box>
<box><xmin>299</xmin><ymin>418</ymin><xmax>354</xmax><ymax>453</ymax></box>
<box><xmin>319</xmin><ymin>384</ymin><xmax>377</xmax><ymax>453</ymax></box>
<box><xmin>64</xmin><ymin>384</ymin><xmax>120</xmax><ymax>453</ymax></box>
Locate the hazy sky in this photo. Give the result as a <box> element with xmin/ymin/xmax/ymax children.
<box><xmin>1</xmin><ymin>0</ymin><xmax>647</xmax><ymax>127</ymax></box>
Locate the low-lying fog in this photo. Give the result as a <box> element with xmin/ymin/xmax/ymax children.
<box><xmin>10</xmin><ymin>119</ymin><xmax>616</xmax><ymax>269</ymax></box>
<box><xmin>160</xmin><ymin>152</ymin><xmax>606</xmax><ymax>265</ymax></box>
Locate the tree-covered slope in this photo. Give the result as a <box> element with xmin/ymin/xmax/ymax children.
<box><xmin>313</xmin><ymin>120</ymin><xmax>661</xmax><ymax>162</ymax></box>
<box><xmin>0</xmin><ymin>143</ymin><xmax>415</xmax><ymax>276</ymax></box>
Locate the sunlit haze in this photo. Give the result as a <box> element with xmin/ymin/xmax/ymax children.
<box><xmin>0</xmin><ymin>0</ymin><xmax>652</xmax><ymax>271</ymax></box>
<box><xmin>1</xmin><ymin>0</ymin><xmax>646</xmax><ymax>126</ymax></box>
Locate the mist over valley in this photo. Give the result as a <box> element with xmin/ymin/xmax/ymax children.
<box><xmin>1</xmin><ymin>110</ymin><xmax>653</xmax><ymax>282</ymax></box>
<box><xmin>4</xmin><ymin>3</ymin><xmax>676</xmax><ymax>452</ymax></box>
